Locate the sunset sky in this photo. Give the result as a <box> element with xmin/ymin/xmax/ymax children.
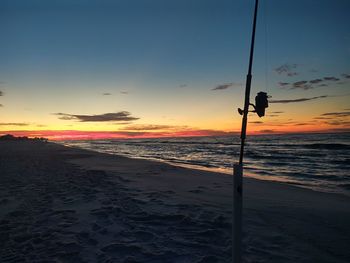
<box><xmin>0</xmin><ymin>0</ymin><xmax>349</xmax><ymax>140</ymax></box>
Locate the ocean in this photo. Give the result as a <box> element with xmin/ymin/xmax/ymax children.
<box><xmin>60</xmin><ymin>132</ymin><xmax>350</xmax><ymax>195</ymax></box>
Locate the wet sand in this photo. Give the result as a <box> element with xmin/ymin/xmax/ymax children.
<box><xmin>0</xmin><ymin>140</ymin><xmax>349</xmax><ymax>262</ymax></box>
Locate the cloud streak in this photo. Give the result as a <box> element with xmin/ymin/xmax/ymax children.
<box><xmin>314</xmin><ymin>111</ymin><xmax>350</xmax><ymax>127</ymax></box>
<box><xmin>309</xmin><ymin>79</ymin><xmax>323</xmax><ymax>84</ymax></box>
<box><xmin>120</xmin><ymin>124</ymin><xmax>180</xmax><ymax>131</ymax></box>
<box><xmin>212</xmin><ymin>82</ymin><xmax>241</xmax><ymax>91</ymax></box>
<box><xmin>321</xmin><ymin>111</ymin><xmax>350</xmax><ymax>117</ymax></box>
<box><xmin>274</xmin><ymin>63</ymin><xmax>298</xmax><ymax>76</ymax></box>
<box><xmin>270</xmin><ymin>95</ymin><xmax>328</xmax><ymax>104</ymax></box>
<box><xmin>278</xmin><ymin>82</ymin><xmax>289</xmax><ymax>87</ymax></box>
<box><xmin>259</xmin><ymin>129</ymin><xmax>276</xmax><ymax>133</ymax></box>
<box><xmin>292</xmin><ymin>80</ymin><xmax>311</xmax><ymax>90</ymax></box>
<box><xmin>324</xmin><ymin>77</ymin><xmax>340</xmax><ymax>81</ymax></box>
<box><xmin>277</xmin><ymin>72</ymin><xmax>348</xmax><ymax>90</ymax></box>
<box><xmin>54</xmin><ymin>111</ymin><xmax>139</xmax><ymax>122</ymax></box>
<box><xmin>0</xmin><ymin>123</ymin><xmax>29</xmax><ymax>126</ymax></box>
<box><xmin>325</xmin><ymin>120</ymin><xmax>350</xmax><ymax>126</ymax></box>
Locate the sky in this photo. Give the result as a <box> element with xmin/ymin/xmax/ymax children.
<box><xmin>0</xmin><ymin>0</ymin><xmax>349</xmax><ymax>140</ymax></box>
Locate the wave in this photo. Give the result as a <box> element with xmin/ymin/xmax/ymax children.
<box><xmin>330</xmin><ymin>159</ymin><xmax>350</xmax><ymax>166</ymax></box>
<box><xmin>340</xmin><ymin>183</ymin><xmax>350</xmax><ymax>190</ymax></box>
<box><xmin>301</xmin><ymin>143</ymin><xmax>350</xmax><ymax>150</ymax></box>
<box><xmin>60</xmin><ymin>133</ymin><xmax>350</xmax><ymax>195</ymax></box>
<box><xmin>250</xmin><ymin>143</ymin><xmax>350</xmax><ymax>151</ymax></box>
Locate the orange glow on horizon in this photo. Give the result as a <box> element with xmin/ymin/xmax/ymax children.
<box><xmin>1</xmin><ymin>126</ymin><xmax>348</xmax><ymax>141</ymax></box>
<box><xmin>0</xmin><ymin>130</ymin><xmax>234</xmax><ymax>141</ymax></box>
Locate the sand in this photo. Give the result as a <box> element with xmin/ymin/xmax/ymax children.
<box><xmin>0</xmin><ymin>140</ymin><xmax>349</xmax><ymax>263</ymax></box>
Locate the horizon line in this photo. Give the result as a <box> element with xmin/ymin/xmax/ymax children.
<box><xmin>1</xmin><ymin>129</ymin><xmax>349</xmax><ymax>141</ymax></box>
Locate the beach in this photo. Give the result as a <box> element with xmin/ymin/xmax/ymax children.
<box><xmin>0</xmin><ymin>140</ymin><xmax>349</xmax><ymax>263</ymax></box>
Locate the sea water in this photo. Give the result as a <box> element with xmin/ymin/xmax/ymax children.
<box><xmin>61</xmin><ymin>132</ymin><xmax>350</xmax><ymax>195</ymax></box>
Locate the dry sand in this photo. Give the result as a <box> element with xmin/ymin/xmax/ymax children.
<box><xmin>0</xmin><ymin>140</ymin><xmax>349</xmax><ymax>263</ymax></box>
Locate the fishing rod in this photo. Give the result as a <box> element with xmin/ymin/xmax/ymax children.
<box><xmin>233</xmin><ymin>0</ymin><xmax>269</xmax><ymax>262</ymax></box>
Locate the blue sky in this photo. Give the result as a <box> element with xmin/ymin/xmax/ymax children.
<box><xmin>0</xmin><ymin>0</ymin><xmax>349</xmax><ymax>138</ymax></box>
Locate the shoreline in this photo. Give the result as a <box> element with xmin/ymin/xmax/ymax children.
<box><xmin>61</xmin><ymin>142</ymin><xmax>350</xmax><ymax>201</ymax></box>
<box><xmin>60</xmin><ymin>140</ymin><xmax>350</xmax><ymax>197</ymax></box>
<box><xmin>1</xmin><ymin>140</ymin><xmax>349</xmax><ymax>262</ymax></box>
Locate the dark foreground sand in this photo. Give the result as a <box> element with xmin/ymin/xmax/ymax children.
<box><xmin>0</xmin><ymin>140</ymin><xmax>349</xmax><ymax>263</ymax></box>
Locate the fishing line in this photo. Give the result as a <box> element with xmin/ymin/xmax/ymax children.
<box><xmin>264</xmin><ymin>0</ymin><xmax>269</xmax><ymax>94</ymax></box>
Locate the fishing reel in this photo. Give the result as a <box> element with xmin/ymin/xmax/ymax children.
<box><xmin>238</xmin><ymin>91</ymin><xmax>269</xmax><ymax>117</ymax></box>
